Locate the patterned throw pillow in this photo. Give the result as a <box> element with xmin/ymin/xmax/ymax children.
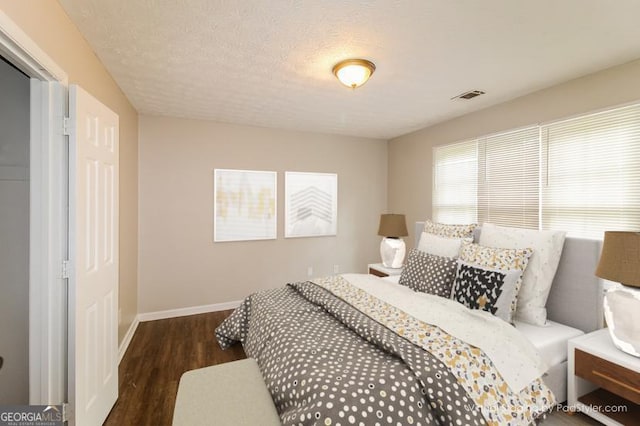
<box><xmin>457</xmin><ymin>241</ymin><xmax>534</xmax><ymax>323</ymax></box>
<box><xmin>479</xmin><ymin>223</ymin><xmax>566</xmax><ymax>326</ymax></box>
<box><xmin>423</xmin><ymin>219</ymin><xmax>477</xmax><ymax>239</ymax></box>
<box><xmin>452</xmin><ymin>260</ymin><xmax>524</xmax><ymax>323</ymax></box>
<box><xmin>399</xmin><ymin>249</ymin><xmax>458</xmax><ymax>297</ymax></box>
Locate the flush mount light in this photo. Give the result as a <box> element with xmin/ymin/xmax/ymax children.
<box><xmin>332</xmin><ymin>59</ymin><xmax>376</xmax><ymax>89</ymax></box>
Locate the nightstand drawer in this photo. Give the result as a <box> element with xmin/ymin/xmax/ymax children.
<box><xmin>575</xmin><ymin>348</ymin><xmax>640</xmax><ymax>404</ymax></box>
<box><xmin>368</xmin><ymin>267</ymin><xmax>388</xmax><ymax>277</ymax></box>
<box><xmin>367</xmin><ymin>263</ymin><xmax>403</xmax><ymax>278</ymax></box>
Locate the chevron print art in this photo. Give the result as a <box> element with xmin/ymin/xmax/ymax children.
<box><xmin>285</xmin><ymin>172</ymin><xmax>337</xmax><ymax>238</ymax></box>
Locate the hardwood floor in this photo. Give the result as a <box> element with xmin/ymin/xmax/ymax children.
<box><xmin>105</xmin><ymin>311</ymin><xmax>599</xmax><ymax>425</ymax></box>
<box><xmin>104</xmin><ymin>311</ymin><xmax>245</xmax><ymax>425</ymax></box>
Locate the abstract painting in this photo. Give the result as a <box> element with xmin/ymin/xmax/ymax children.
<box><xmin>285</xmin><ymin>172</ymin><xmax>337</xmax><ymax>238</ymax></box>
<box><xmin>214</xmin><ymin>169</ymin><xmax>277</xmax><ymax>242</ymax></box>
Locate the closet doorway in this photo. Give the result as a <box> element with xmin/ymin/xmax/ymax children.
<box><xmin>0</xmin><ymin>12</ymin><xmax>68</xmax><ymax>408</ymax></box>
<box><xmin>0</xmin><ymin>54</ymin><xmax>30</xmax><ymax>405</ymax></box>
<box><xmin>1</xmin><ymin>14</ymin><xmax>120</xmax><ymax>424</ymax></box>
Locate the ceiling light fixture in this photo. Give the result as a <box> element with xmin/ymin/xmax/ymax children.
<box><xmin>332</xmin><ymin>59</ymin><xmax>376</xmax><ymax>89</ymax></box>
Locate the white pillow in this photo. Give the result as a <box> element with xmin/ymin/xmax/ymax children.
<box><xmin>417</xmin><ymin>231</ymin><xmax>466</xmax><ymax>258</ymax></box>
<box><xmin>479</xmin><ymin>223</ymin><xmax>566</xmax><ymax>326</ymax></box>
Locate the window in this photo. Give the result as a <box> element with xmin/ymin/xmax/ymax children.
<box><xmin>432</xmin><ymin>140</ymin><xmax>477</xmax><ymax>224</ymax></box>
<box><xmin>433</xmin><ymin>102</ymin><xmax>640</xmax><ymax>239</ymax></box>
<box><xmin>478</xmin><ymin>127</ymin><xmax>539</xmax><ymax>229</ymax></box>
<box><xmin>433</xmin><ymin>127</ymin><xmax>539</xmax><ymax>229</ymax></box>
<box><xmin>541</xmin><ymin>104</ymin><xmax>640</xmax><ymax>239</ymax></box>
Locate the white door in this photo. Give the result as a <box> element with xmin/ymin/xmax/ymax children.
<box><xmin>68</xmin><ymin>85</ymin><xmax>119</xmax><ymax>426</ymax></box>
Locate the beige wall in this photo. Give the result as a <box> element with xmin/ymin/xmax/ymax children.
<box><xmin>389</xmin><ymin>58</ymin><xmax>640</xmax><ymax>245</ymax></box>
<box><xmin>0</xmin><ymin>1</ymin><xmax>139</xmax><ymax>343</ymax></box>
<box><xmin>138</xmin><ymin>116</ymin><xmax>387</xmax><ymax>313</ymax></box>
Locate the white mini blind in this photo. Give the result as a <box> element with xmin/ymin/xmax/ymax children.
<box><xmin>478</xmin><ymin>127</ymin><xmax>539</xmax><ymax>229</ymax></box>
<box><xmin>541</xmin><ymin>104</ymin><xmax>640</xmax><ymax>239</ymax></box>
<box><xmin>432</xmin><ymin>140</ymin><xmax>477</xmax><ymax>224</ymax></box>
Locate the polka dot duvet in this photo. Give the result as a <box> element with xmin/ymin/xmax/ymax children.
<box><xmin>215</xmin><ymin>275</ymin><xmax>555</xmax><ymax>425</ymax></box>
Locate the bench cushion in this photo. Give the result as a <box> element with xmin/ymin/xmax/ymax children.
<box><xmin>173</xmin><ymin>358</ymin><xmax>281</xmax><ymax>425</ymax></box>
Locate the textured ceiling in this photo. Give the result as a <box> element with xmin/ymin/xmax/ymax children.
<box><xmin>58</xmin><ymin>0</ymin><xmax>640</xmax><ymax>139</ymax></box>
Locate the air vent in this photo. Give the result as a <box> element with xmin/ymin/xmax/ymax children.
<box><xmin>451</xmin><ymin>90</ymin><xmax>486</xmax><ymax>100</ymax></box>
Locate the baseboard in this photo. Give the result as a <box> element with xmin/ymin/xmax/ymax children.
<box><xmin>118</xmin><ymin>316</ymin><xmax>140</xmax><ymax>364</ymax></box>
<box><xmin>137</xmin><ymin>300</ymin><xmax>242</xmax><ymax>323</ymax></box>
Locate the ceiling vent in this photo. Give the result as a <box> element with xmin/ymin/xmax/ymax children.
<box><xmin>451</xmin><ymin>90</ymin><xmax>485</xmax><ymax>100</ymax></box>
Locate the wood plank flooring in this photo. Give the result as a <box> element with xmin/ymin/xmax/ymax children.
<box><xmin>105</xmin><ymin>311</ymin><xmax>599</xmax><ymax>425</ymax></box>
<box><xmin>104</xmin><ymin>311</ymin><xmax>245</xmax><ymax>425</ymax></box>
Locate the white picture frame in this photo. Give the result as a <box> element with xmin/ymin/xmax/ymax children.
<box><xmin>285</xmin><ymin>171</ymin><xmax>338</xmax><ymax>238</ymax></box>
<box><xmin>214</xmin><ymin>169</ymin><xmax>277</xmax><ymax>242</ymax></box>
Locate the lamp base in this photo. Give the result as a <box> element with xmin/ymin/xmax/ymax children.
<box><xmin>603</xmin><ymin>284</ymin><xmax>640</xmax><ymax>357</ymax></box>
<box><xmin>380</xmin><ymin>237</ymin><xmax>406</xmax><ymax>269</ymax></box>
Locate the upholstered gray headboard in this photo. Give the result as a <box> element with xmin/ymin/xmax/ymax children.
<box><xmin>414</xmin><ymin>222</ymin><xmax>602</xmax><ymax>332</ymax></box>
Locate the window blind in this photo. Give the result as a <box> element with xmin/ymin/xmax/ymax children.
<box><xmin>478</xmin><ymin>127</ymin><xmax>540</xmax><ymax>229</ymax></box>
<box><xmin>541</xmin><ymin>104</ymin><xmax>640</xmax><ymax>239</ymax></box>
<box><xmin>432</xmin><ymin>140</ymin><xmax>477</xmax><ymax>224</ymax></box>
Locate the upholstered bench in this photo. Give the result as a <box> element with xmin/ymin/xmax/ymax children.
<box><xmin>172</xmin><ymin>358</ymin><xmax>281</xmax><ymax>425</ymax></box>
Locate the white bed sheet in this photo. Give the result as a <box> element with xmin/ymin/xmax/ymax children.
<box><xmin>380</xmin><ymin>275</ymin><xmax>583</xmax><ymax>368</ymax></box>
<box><xmin>515</xmin><ymin>320</ymin><xmax>583</xmax><ymax>367</ymax></box>
<box><xmin>346</xmin><ymin>273</ymin><xmax>546</xmax><ymax>391</ymax></box>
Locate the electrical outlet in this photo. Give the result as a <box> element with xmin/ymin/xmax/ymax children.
<box><xmin>307</xmin><ymin>266</ymin><xmax>313</xmax><ymax>277</ymax></box>
<box><xmin>333</xmin><ymin>264</ymin><xmax>339</xmax><ymax>274</ymax></box>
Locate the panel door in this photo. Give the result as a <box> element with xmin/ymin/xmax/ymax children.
<box><xmin>68</xmin><ymin>84</ymin><xmax>119</xmax><ymax>426</ymax></box>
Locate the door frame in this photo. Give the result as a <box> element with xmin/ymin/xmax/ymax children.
<box><xmin>0</xmin><ymin>11</ymin><xmax>69</xmax><ymax>405</ymax></box>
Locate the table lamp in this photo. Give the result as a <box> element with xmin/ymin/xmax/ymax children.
<box><xmin>377</xmin><ymin>214</ymin><xmax>408</xmax><ymax>269</ymax></box>
<box><xmin>595</xmin><ymin>231</ymin><xmax>640</xmax><ymax>357</ymax></box>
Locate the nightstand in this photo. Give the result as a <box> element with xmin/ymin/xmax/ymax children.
<box><xmin>568</xmin><ymin>328</ymin><xmax>640</xmax><ymax>425</ymax></box>
<box><xmin>367</xmin><ymin>263</ymin><xmax>403</xmax><ymax>278</ymax></box>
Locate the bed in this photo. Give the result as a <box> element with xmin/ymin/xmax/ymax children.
<box><xmin>216</xmin><ymin>222</ymin><xmax>603</xmax><ymax>425</ymax></box>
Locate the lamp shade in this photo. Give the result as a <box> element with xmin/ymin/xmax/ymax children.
<box><xmin>377</xmin><ymin>214</ymin><xmax>408</xmax><ymax>238</ymax></box>
<box><xmin>595</xmin><ymin>231</ymin><xmax>640</xmax><ymax>287</ymax></box>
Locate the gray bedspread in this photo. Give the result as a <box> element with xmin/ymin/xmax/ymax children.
<box><xmin>216</xmin><ymin>280</ymin><xmax>552</xmax><ymax>425</ymax></box>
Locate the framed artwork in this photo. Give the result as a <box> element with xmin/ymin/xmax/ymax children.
<box><xmin>285</xmin><ymin>171</ymin><xmax>338</xmax><ymax>238</ymax></box>
<box><xmin>214</xmin><ymin>169</ymin><xmax>277</xmax><ymax>242</ymax></box>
